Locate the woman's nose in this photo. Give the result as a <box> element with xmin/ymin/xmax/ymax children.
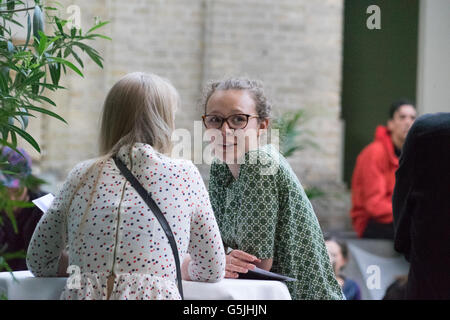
<box><xmin>221</xmin><ymin>121</ymin><xmax>234</xmax><ymax>136</ymax></box>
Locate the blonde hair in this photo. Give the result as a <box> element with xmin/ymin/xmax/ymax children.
<box><xmin>66</xmin><ymin>72</ymin><xmax>179</xmax><ymax>253</ymax></box>
<box><xmin>99</xmin><ymin>72</ymin><xmax>179</xmax><ymax>157</ymax></box>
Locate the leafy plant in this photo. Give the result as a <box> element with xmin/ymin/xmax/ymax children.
<box><xmin>0</xmin><ymin>0</ymin><xmax>110</xmax><ymax>275</ymax></box>
<box><xmin>271</xmin><ymin>110</ymin><xmax>323</xmax><ymax>200</ymax></box>
<box><xmin>271</xmin><ymin>110</ymin><xmax>317</xmax><ymax>158</ymax></box>
<box><xmin>0</xmin><ymin>0</ymin><xmax>110</xmax><ymax>152</ymax></box>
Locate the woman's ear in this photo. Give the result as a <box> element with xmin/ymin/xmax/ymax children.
<box><xmin>259</xmin><ymin>118</ymin><xmax>269</xmax><ymax>130</ymax></box>
<box><xmin>257</xmin><ymin>118</ymin><xmax>269</xmax><ymax>137</ymax></box>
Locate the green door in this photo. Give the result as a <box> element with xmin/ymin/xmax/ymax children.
<box><xmin>342</xmin><ymin>0</ymin><xmax>419</xmax><ymax>185</ymax></box>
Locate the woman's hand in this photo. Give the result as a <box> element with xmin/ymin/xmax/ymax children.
<box><xmin>225</xmin><ymin>250</ymin><xmax>261</xmax><ymax>279</ymax></box>
<box><xmin>181</xmin><ymin>254</ymin><xmax>192</xmax><ymax>281</ymax></box>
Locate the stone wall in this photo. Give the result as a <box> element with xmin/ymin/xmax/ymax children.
<box><xmin>23</xmin><ymin>0</ymin><xmax>351</xmax><ymax>232</ymax></box>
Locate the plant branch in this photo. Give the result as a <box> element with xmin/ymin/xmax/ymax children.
<box><xmin>0</xmin><ymin>6</ymin><xmax>35</xmax><ymax>14</ymax></box>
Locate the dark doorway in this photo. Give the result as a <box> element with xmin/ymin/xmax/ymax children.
<box><xmin>341</xmin><ymin>0</ymin><xmax>419</xmax><ymax>185</ymax></box>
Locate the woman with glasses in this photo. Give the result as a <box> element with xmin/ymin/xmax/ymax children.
<box><xmin>202</xmin><ymin>78</ymin><xmax>344</xmax><ymax>300</ymax></box>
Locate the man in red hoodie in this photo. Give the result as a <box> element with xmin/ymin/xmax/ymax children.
<box><xmin>350</xmin><ymin>100</ymin><xmax>416</xmax><ymax>239</ymax></box>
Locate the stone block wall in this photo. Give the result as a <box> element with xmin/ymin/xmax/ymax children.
<box><xmin>22</xmin><ymin>0</ymin><xmax>351</xmax><ymax>232</ymax></box>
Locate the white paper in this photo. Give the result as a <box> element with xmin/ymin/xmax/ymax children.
<box><xmin>32</xmin><ymin>193</ymin><xmax>55</xmax><ymax>213</ymax></box>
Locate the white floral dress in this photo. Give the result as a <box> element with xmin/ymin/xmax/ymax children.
<box><xmin>27</xmin><ymin>143</ymin><xmax>226</xmax><ymax>300</ymax></box>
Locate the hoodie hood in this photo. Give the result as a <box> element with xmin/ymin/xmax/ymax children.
<box><xmin>374</xmin><ymin>125</ymin><xmax>398</xmax><ymax>166</ymax></box>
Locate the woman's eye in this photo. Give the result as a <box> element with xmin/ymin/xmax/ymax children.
<box><xmin>207</xmin><ymin>116</ymin><xmax>221</xmax><ymax>123</ymax></box>
<box><xmin>211</xmin><ymin>116</ymin><xmax>222</xmax><ymax>123</ymax></box>
<box><xmin>231</xmin><ymin>115</ymin><xmax>246</xmax><ymax>124</ymax></box>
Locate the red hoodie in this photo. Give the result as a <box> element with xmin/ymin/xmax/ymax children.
<box><xmin>350</xmin><ymin>126</ymin><xmax>399</xmax><ymax>237</ymax></box>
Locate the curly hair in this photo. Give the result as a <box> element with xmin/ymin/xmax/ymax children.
<box><xmin>200</xmin><ymin>77</ymin><xmax>272</xmax><ymax>121</ymax></box>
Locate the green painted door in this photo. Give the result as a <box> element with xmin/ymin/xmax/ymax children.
<box><xmin>342</xmin><ymin>0</ymin><xmax>419</xmax><ymax>185</ymax></box>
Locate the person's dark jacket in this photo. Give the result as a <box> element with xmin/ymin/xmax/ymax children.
<box><xmin>0</xmin><ymin>191</ymin><xmax>44</xmax><ymax>271</ymax></box>
<box><xmin>393</xmin><ymin>112</ymin><xmax>450</xmax><ymax>300</ymax></box>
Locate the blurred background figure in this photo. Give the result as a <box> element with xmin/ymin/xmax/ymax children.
<box><xmin>325</xmin><ymin>236</ymin><xmax>361</xmax><ymax>300</ymax></box>
<box><xmin>0</xmin><ymin>147</ymin><xmax>45</xmax><ymax>271</ymax></box>
<box><xmin>382</xmin><ymin>275</ymin><xmax>408</xmax><ymax>300</ymax></box>
<box><xmin>350</xmin><ymin>100</ymin><xmax>416</xmax><ymax>239</ymax></box>
<box><xmin>393</xmin><ymin>112</ymin><xmax>450</xmax><ymax>300</ymax></box>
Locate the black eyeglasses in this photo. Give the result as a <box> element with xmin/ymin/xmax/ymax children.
<box><xmin>202</xmin><ymin>114</ymin><xmax>260</xmax><ymax>129</ymax></box>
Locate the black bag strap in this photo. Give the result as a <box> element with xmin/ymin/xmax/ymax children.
<box><xmin>113</xmin><ymin>156</ymin><xmax>184</xmax><ymax>299</ymax></box>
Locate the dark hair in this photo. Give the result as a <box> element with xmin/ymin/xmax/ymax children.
<box><xmin>324</xmin><ymin>236</ymin><xmax>349</xmax><ymax>260</ymax></box>
<box><xmin>382</xmin><ymin>275</ymin><xmax>408</xmax><ymax>300</ymax></box>
<box><xmin>389</xmin><ymin>99</ymin><xmax>415</xmax><ymax>119</ymax></box>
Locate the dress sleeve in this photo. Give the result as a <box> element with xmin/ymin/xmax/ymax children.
<box><xmin>186</xmin><ymin>162</ymin><xmax>226</xmax><ymax>282</ymax></box>
<box><xmin>26</xmin><ymin>161</ymin><xmax>91</xmax><ymax>277</ymax></box>
<box><xmin>235</xmin><ymin>161</ymin><xmax>279</xmax><ymax>259</ymax></box>
<box><xmin>277</xmin><ymin>171</ymin><xmax>344</xmax><ymax>300</ymax></box>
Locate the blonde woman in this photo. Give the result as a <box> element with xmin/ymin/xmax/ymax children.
<box><xmin>27</xmin><ymin>72</ymin><xmax>225</xmax><ymax>300</ymax></box>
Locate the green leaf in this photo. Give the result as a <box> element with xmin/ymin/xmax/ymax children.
<box><xmin>85</xmin><ymin>34</ymin><xmax>112</xmax><ymax>41</ymax></box>
<box><xmin>49</xmin><ymin>62</ymin><xmax>61</xmax><ymax>86</ymax></box>
<box><xmin>7</xmin><ymin>200</ymin><xmax>35</xmax><ymax>209</ymax></box>
<box><xmin>12</xmin><ymin>51</ymin><xmax>32</xmax><ymax>59</ymax></box>
<box><xmin>7</xmin><ymin>0</ymin><xmax>15</xmax><ymax>11</ymax></box>
<box><xmin>37</xmin><ymin>82</ymin><xmax>66</xmax><ymax>91</ymax></box>
<box><xmin>54</xmin><ymin>16</ymin><xmax>67</xmax><ymax>36</ymax></box>
<box><xmin>3</xmin><ymin>206</ymin><xmax>18</xmax><ymax>234</ymax></box>
<box><xmin>48</xmin><ymin>57</ymin><xmax>84</xmax><ymax>77</ymax></box>
<box><xmin>0</xmin><ymin>256</ymin><xmax>13</xmax><ymax>273</ymax></box>
<box><xmin>87</xmin><ymin>21</ymin><xmax>109</xmax><ymax>34</ymax></box>
<box><xmin>0</xmin><ymin>69</ymin><xmax>8</xmax><ymax>93</ymax></box>
<box><xmin>84</xmin><ymin>48</ymin><xmax>103</xmax><ymax>68</ymax></box>
<box><xmin>2</xmin><ymin>250</ymin><xmax>27</xmax><ymax>261</ymax></box>
<box><xmin>21</xmin><ymin>70</ymin><xmax>45</xmax><ymax>88</ymax></box>
<box><xmin>10</xmin><ymin>130</ymin><xmax>17</xmax><ymax>146</ymax></box>
<box><xmin>0</xmin><ymin>139</ymin><xmax>18</xmax><ymax>152</ymax></box>
<box><xmin>32</xmin><ymin>83</ymin><xmax>39</xmax><ymax>94</ymax></box>
<box><xmin>4</xmin><ymin>123</ymin><xmax>41</xmax><ymax>152</ymax></box>
<box><xmin>37</xmin><ymin>31</ymin><xmax>48</xmax><ymax>55</ymax></box>
<box><xmin>305</xmin><ymin>187</ymin><xmax>325</xmax><ymax>200</ymax></box>
<box><xmin>3</xmin><ymin>16</ymin><xmax>24</xmax><ymax>28</ymax></box>
<box><xmin>22</xmin><ymin>105</ymin><xmax>67</xmax><ymax>124</ymax></box>
<box><xmin>73</xmin><ymin>41</ymin><xmax>98</xmax><ymax>52</ymax></box>
<box><xmin>23</xmin><ymin>13</ymin><xmax>31</xmax><ymax>50</ymax></box>
<box><xmin>63</xmin><ymin>47</ymin><xmax>70</xmax><ymax>58</ymax></box>
<box><xmin>34</xmin><ymin>94</ymin><xmax>56</xmax><ymax>106</ymax></box>
<box><xmin>66</xmin><ymin>47</ymin><xmax>83</xmax><ymax>68</ymax></box>
<box><xmin>10</xmin><ymin>110</ymin><xmax>35</xmax><ymax>117</ymax></box>
<box><xmin>71</xmin><ymin>42</ymin><xmax>104</xmax><ymax>68</ymax></box>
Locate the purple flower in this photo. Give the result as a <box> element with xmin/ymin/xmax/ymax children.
<box><xmin>0</xmin><ymin>147</ymin><xmax>32</xmax><ymax>188</ymax></box>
